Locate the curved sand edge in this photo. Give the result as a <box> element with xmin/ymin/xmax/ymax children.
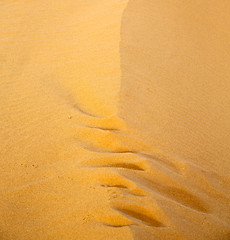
<box><xmin>0</xmin><ymin>0</ymin><xmax>230</xmax><ymax>240</ymax></box>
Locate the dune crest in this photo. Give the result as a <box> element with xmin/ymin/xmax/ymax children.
<box><xmin>0</xmin><ymin>0</ymin><xmax>230</xmax><ymax>240</ymax></box>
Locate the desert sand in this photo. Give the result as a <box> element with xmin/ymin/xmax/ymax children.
<box><xmin>0</xmin><ymin>0</ymin><xmax>230</xmax><ymax>239</ymax></box>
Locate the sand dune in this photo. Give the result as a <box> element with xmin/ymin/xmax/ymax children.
<box><xmin>0</xmin><ymin>0</ymin><xmax>230</xmax><ymax>239</ymax></box>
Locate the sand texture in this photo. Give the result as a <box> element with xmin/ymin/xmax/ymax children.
<box><xmin>0</xmin><ymin>0</ymin><xmax>230</xmax><ymax>239</ymax></box>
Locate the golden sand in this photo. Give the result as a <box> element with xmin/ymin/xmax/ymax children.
<box><xmin>0</xmin><ymin>1</ymin><xmax>230</xmax><ymax>239</ymax></box>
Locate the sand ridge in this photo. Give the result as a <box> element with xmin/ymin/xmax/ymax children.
<box><xmin>1</xmin><ymin>0</ymin><xmax>230</xmax><ymax>239</ymax></box>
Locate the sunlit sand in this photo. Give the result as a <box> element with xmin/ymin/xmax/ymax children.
<box><xmin>0</xmin><ymin>1</ymin><xmax>230</xmax><ymax>239</ymax></box>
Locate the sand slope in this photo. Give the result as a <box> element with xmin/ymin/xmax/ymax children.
<box><xmin>0</xmin><ymin>0</ymin><xmax>230</xmax><ymax>239</ymax></box>
<box><xmin>0</xmin><ymin>1</ymin><xmax>131</xmax><ymax>239</ymax></box>
<box><xmin>119</xmin><ymin>1</ymin><xmax>230</xmax><ymax>239</ymax></box>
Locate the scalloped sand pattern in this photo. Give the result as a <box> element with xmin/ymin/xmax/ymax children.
<box><xmin>0</xmin><ymin>1</ymin><xmax>230</xmax><ymax>239</ymax></box>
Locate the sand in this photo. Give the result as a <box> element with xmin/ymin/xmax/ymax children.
<box><xmin>0</xmin><ymin>0</ymin><xmax>230</xmax><ymax>239</ymax></box>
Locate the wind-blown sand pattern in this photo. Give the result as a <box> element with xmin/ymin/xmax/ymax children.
<box><xmin>0</xmin><ymin>1</ymin><xmax>230</xmax><ymax>239</ymax></box>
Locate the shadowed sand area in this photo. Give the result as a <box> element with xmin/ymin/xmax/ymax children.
<box><xmin>0</xmin><ymin>0</ymin><xmax>230</xmax><ymax>239</ymax></box>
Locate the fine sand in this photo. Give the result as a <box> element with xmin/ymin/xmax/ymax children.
<box><xmin>0</xmin><ymin>1</ymin><xmax>230</xmax><ymax>239</ymax></box>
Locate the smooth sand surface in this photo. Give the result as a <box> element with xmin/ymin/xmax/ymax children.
<box><xmin>0</xmin><ymin>1</ymin><xmax>230</xmax><ymax>239</ymax></box>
